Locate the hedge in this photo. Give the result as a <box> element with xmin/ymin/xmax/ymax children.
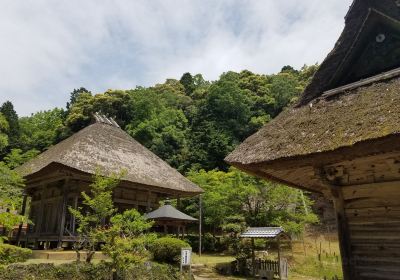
<box><xmin>150</xmin><ymin>237</ymin><xmax>190</xmax><ymax>264</ymax></box>
<box><xmin>0</xmin><ymin>244</ymin><xmax>31</xmax><ymax>265</ymax></box>
<box><xmin>0</xmin><ymin>262</ymin><xmax>180</xmax><ymax>280</ymax></box>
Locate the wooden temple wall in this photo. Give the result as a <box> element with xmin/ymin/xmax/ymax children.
<box><xmin>338</xmin><ymin>182</ymin><xmax>400</xmax><ymax>280</ymax></box>
<box><xmin>26</xmin><ymin>178</ymin><xmax>163</xmax><ymax>247</ymax></box>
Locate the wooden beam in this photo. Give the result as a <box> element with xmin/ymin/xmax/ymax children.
<box><xmin>322</xmin><ymin>66</ymin><xmax>400</xmax><ymax>99</ymax></box>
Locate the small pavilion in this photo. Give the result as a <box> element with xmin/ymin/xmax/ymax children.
<box><xmin>145</xmin><ymin>204</ymin><xmax>197</xmax><ymax>238</ymax></box>
<box><xmin>240</xmin><ymin>227</ymin><xmax>289</xmax><ymax>280</ymax></box>
<box><xmin>227</xmin><ymin>1</ymin><xmax>400</xmax><ymax>279</ymax></box>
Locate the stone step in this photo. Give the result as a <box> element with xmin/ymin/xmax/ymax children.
<box><xmin>31</xmin><ymin>250</ymin><xmax>107</xmax><ymax>260</ymax></box>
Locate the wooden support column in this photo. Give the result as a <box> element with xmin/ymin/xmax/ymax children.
<box><xmin>146</xmin><ymin>191</ymin><xmax>151</xmax><ymax>212</ymax></box>
<box><xmin>71</xmin><ymin>196</ymin><xmax>78</xmax><ymax>234</ymax></box>
<box><xmin>177</xmin><ymin>196</ymin><xmax>181</xmax><ymax>210</ymax></box>
<box><xmin>316</xmin><ymin>167</ymin><xmax>355</xmax><ymax>280</ymax></box>
<box><xmin>34</xmin><ymin>187</ymin><xmax>45</xmax><ymax>249</ymax></box>
<box><xmin>16</xmin><ymin>194</ymin><xmax>28</xmax><ymax>245</ymax></box>
<box><xmin>251</xmin><ymin>238</ymin><xmax>256</xmax><ymax>277</ymax></box>
<box><xmin>57</xmin><ymin>179</ymin><xmax>69</xmax><ymax>249</ymax></box>
<box><xmin>331</xmin><ymin>187</ymin><xmax>354</xmax><ymax>280</ymax></box>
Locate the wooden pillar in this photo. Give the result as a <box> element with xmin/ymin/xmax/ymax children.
<box><xmin>147</xmin><ymin>191</ymin><xmax>151</xmax><ymax>212</ymax></box>
<box><xmin>199</xmin><ymin>194</ymin><xmax>202</xmax><ymax>257</ymax></box>
<box><xmin>164</xmin><ymin>224</ymin><xmax>168</xmax><ymax>234</ymax></box>
<box><xmin>34</xmin><ymin>187</ymin><xmax>45</xmax><ymax>249</ymax></box>
<box><xmin>277</xmin><ymin>237</ymin><xmax>281</xmax><ymax>280</ymax></box>
<box><xmin>72</xmin><ymin>196</ymin><xmax>78</xmax><ymax>234</ymax></box>
<box><xmin>57</xmin><ymin>180</ymin><xmax>69</xmax><ymax>249</ymax></box>
<box><xmin>251</xmin><ymin>238</ymin><xmax>256</xmax><ymax>277</ymax></box>
<box><xmin>332</xmin><ymin>187</ymin><xmax>354</xmax><ymax>280</ymax></box>
<box><xmin>177</xmin><ymin>196</ymin><xmax>181</xmax><ymax>210</ymax></box>
<box><xmin>16</xmin><ymin>194</ymin><xmax>28</xmax><ymax>245</ymax></box>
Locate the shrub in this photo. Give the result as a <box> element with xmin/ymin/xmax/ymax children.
<box><xmin>0</xmin><ymin>262</ymin><xmax>179</xmax><ymax>280</ymax></box>
<box><xmin>0</xmin><ymin>244</ymin><xmax>31</xmax><ymax>265</ymax></box>
<box><xmin>150</xmin><ymin>237</ymin><xmax>190</xmax><ymax>263</ymax></box>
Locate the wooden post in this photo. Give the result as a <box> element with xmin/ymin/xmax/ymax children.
<box><xmin>251</xmin><ymin>238</ymin><xmax>256</xmax><ymax>277</ymax></box>
<box><xmin>147</xmin><ymin>191</ymin><xmax>151</xmax><ymax>212</ymax></box>
<box><xmin>332</xmin><ymin>188</ymin><xmax>353</xmax><ymax>280</ymax></box>
<box><xmin>72</xmin><ymin>196</ymin><xmax>78</xmax><ymax>234</ymax></box>
<box><xmin>57</xmin><ymin>180</ymin><xmax>69</xmax><ymax>249</ymax></box>
<box><xmin>16</xmin><ymin>194</ymin><xmax>28</xmax><ymax>245</ymax></box>
<box><xmin>199</xmin><ymin>194</ymin><xmax>202</xmax><ymax>257</ymax></box>
<box><xmin>278</xmin><ymin>237</ymin><xmax>281</xmax><ymax>280</ymax></box>
<box><xmin>177</xmin><ymin>196</ymin><xmax>181</xmax><ymax>210</ymax></box>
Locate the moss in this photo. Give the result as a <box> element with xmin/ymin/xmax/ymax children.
<box><xmin>227</xmin><ymin>77</ymin><xmax>400</xmax><ymax>164</ymax></box>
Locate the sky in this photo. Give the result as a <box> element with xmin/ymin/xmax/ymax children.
<box><xmin>1</xmin><ymin>0</ymin><xmax>353</xmax><ymax>116</ymax></box>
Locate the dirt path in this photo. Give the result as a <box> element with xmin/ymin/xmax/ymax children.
<box><xmin>192</xmin><ymin>264</ymin><xmax>247</xmax><ymax>280</ymax></box>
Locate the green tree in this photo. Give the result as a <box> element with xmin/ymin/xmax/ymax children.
<box><xmin>66</xmin><ymin>87</ymin><xmax>91</xmax><ymax>111</ymax></box>
<box><xmin>0</xmin><ymin>163</ymin><xmax>28</xmax><ymax>239</ymax></box>
<box><xmin>0</xmin><ymin>113</ymin><xmax>9</xmax><ymax>153</ymax></box>
<box><xmin>0</xmin><ymin>101</ymin><xmax>20</xmax><ymax>150</ymax></box>
<box><xmin>4</xmin><ymin>149</ymin><xmax>40</xmax><ymax>169</ymax></box>
<box><xmin>19</xmin><ymin>109</ymin><xmax>65</xmax><ymax>152</ymax></box>
<box><xmin>186</xmin><ymin>168</ymin><xmax>318</xmax><ymax>236</ymax></box>
<box><xmin>69</xmin><ymin>169</ymin><xmax>125</xmax><ymax>262</ymax></box>
<box><xmin>65</xmin><ymin>92</ymin><xmax>94</xmax><ymax>132</ymax></box>
<box><xmin>180</xmin><ymin>72</ymin><xmax>195</xmax><ymax>96</ymax></box>
<box><xmin>101</xmin><ymin>209</ymin><xmax>155</xmax><ymax>276</ymax></box>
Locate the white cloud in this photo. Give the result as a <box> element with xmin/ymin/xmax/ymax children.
<box><xmin>0</xmin><ymin>0</ymin><xmax>353</xmax><ymax>116</ymax></box>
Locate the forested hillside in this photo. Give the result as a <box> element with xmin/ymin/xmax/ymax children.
<box><xmin>0</xmin><ymin>65</ymin><xmax>320</xmax><ymax>236</ymax></box>
<box><xmin>0</xmin><ymin>65</ymin><xmax>317</xmax><ymax>172</ymax></box>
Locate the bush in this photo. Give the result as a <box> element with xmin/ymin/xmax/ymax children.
<box><xmin>0</xmin><ymin>262</ymin><xmax>179</xmax><ymax>280</ymax></box>
<box><xmin>0</xmin><ymin>244</ymin><xmax>31</xmax><ymax>265</ymax></box>
<box><xmin>150</xmin><ymin>237</ymin><xmax>190</xmax><ymax>263</ymax></box>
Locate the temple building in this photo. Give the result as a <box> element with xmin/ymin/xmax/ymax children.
<box><xmin>16</xmin><ymin>115</ymin><xmax>203</xmax><ymax>248</ymax></box>
<box><xmin>226</xmin><ymin>1</ymin><xmax>400</xmax><ymax>279</ymax></box>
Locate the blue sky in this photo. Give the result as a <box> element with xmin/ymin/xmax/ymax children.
<box><xmin>1</xmin><ymin>0</ymin><xmax>353</xmax><ymax>116</ymax></box>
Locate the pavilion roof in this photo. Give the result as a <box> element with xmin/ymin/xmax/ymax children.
<box><xmin>16</xmin><ymin>116</ymin><xmax>203</xmax><ymax>196</ymax></box>
<box><xmin>145</xmin><ymin>204</ymin><xmax>197</xmax><ymax>222</ymax></box>
<box><xmin>240</xmin><ymin>227</ymin><xmax>285</xmax><ymax>239</ymax></box>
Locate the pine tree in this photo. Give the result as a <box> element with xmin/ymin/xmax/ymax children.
<box><xmin>0</xmin><ymin>101</ymin><xmax>20</xmax><ymax>150</ymax></box>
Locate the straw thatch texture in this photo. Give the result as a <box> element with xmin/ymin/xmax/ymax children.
<box><xmin>226</xmin><ymin>76</ymin><xmax>400</xmax><ymax>165</ymax></box>
<box><xmin>17</xmin><ymin>122</ymin><xmax>203</xmax><ymax>195</ymax></box>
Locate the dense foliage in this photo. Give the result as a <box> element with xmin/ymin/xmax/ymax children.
<box><xmin>0</xmin><ymin>262</ymin><xmax>180</xmax><ymax>280</ymax></box>
<box><xmin>0</xmin><ymin>66</ymin><xmax>317</xmax><ymax>173</ymax></box>
<box><xmin>0</xmin><ymin>244</ymin><xmax>31</xmax><ymax>265</ymax></box>
<box><xmin>0</xmin><ymin>65</ymin><xmax>319</xmax><ymax>250</ymax></box>
<box><xmin>150</xmin><ymin>237</ymin><xmax>191</xmax><ymax>264</ymax></box>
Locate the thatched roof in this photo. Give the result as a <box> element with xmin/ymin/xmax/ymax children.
<box><xmin>17</xmin><ymin>120</ymin><xmax>203</xmax><ymax>196</ymax></box>
<box><xmin>298</xmin><ymin>0</ymin><xmax>400</xmax><ymax>106</ymax></box>
<box><xmin>145</xmin><ymin>204</ymin><xmax>197</xmax><ymax>222</ymax></box>
<box><xmin>226</xmin><ymin>75</ymin><xmax>400</xmax><ymax>166</ymax></box>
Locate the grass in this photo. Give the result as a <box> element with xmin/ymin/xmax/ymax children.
<box><xmin>190</xmin><ymin>234</ymin><xmax>342</xmax><ymax>280</ymax></box>
<box><xmin>192</xmin><ymin>253</ymin><xmax>236</xmax><ymax>265</ymax></box>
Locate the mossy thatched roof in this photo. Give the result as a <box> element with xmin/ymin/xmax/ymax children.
<box><xmin>226</xmin><ymin>76</ymin><xmax>400</xmax><ymax>165</ymax></box>
<box><xmin>17</xmin><ymin>122</ymin><xmax>203</xmax><ymax>196</ymax></box>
